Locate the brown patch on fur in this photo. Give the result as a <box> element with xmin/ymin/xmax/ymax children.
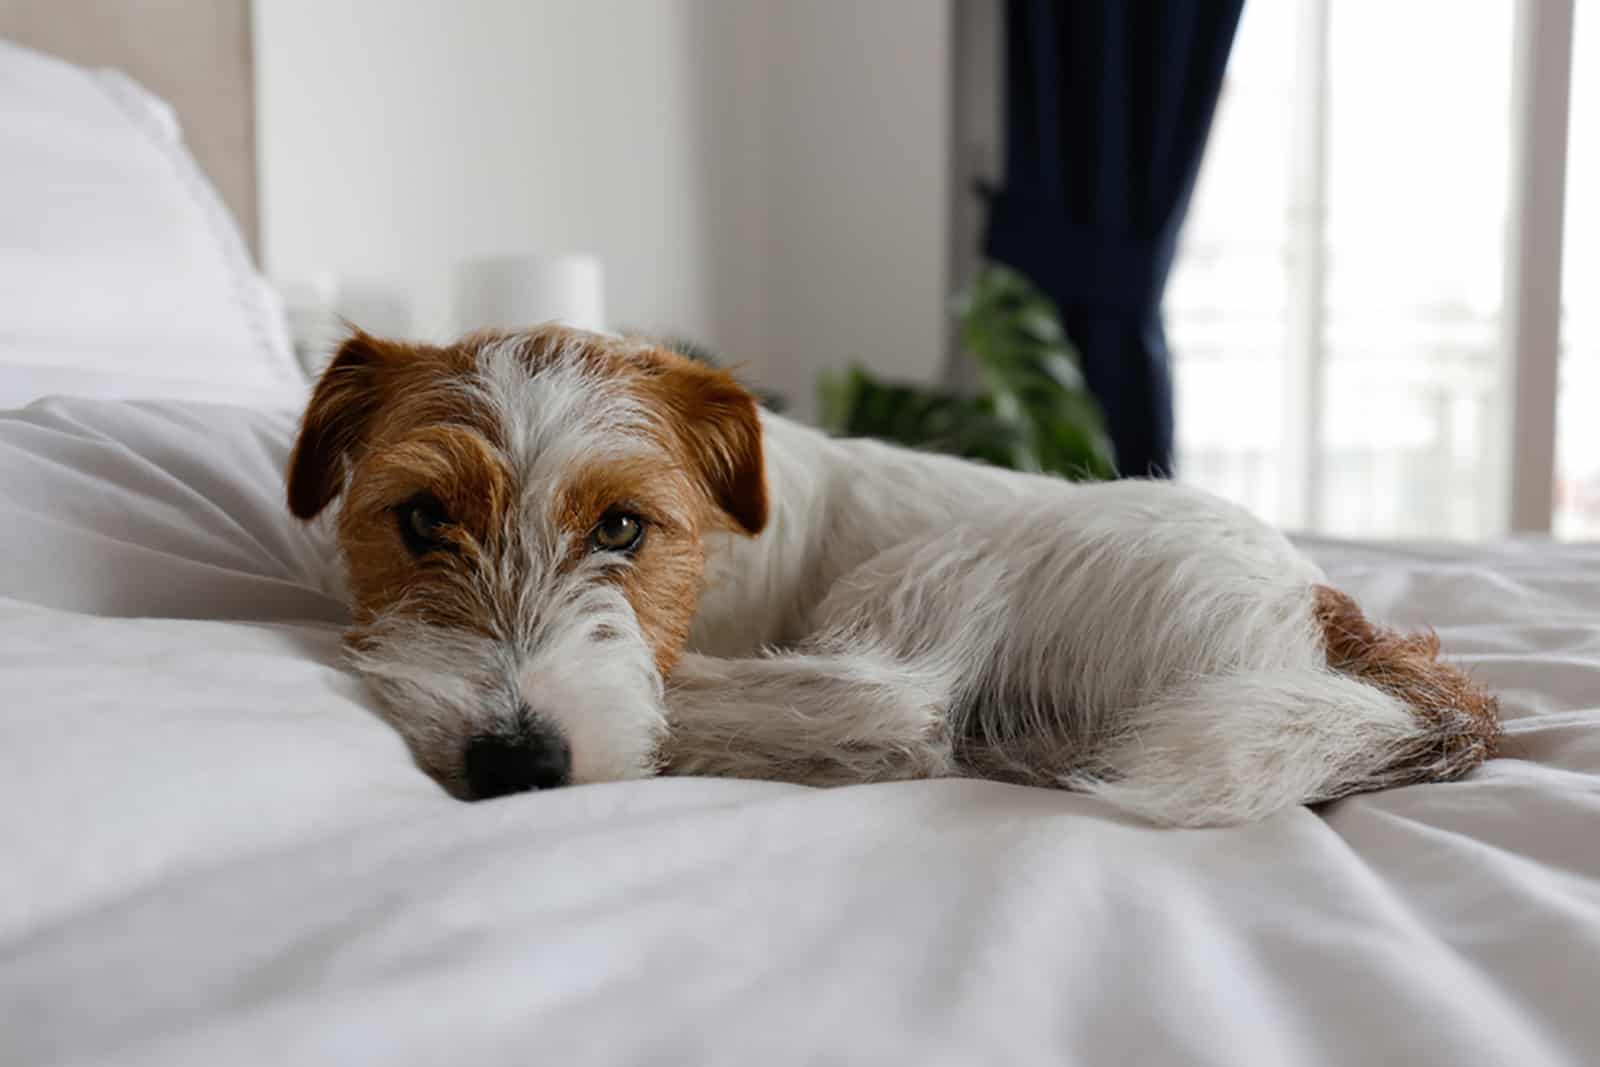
<box><xmin>612</xmin><ymin>535</ymin><xmax>705</xmax><ymax>677</ymax></box>
<box><xmin>555</xmin><ymin>454</ymin><xmax>707</xmax><ymax>675</ymax></box>
<box><xmin>288</xmin><ymin>330</ymin><xmax>510</xmax><ymax>639</ymax></box>
<box><xmin>340</xmin><ymin>426</ymin><xmax>515</xmax><ymax>632</ymax></box>
<box><xmin>631</xmin><ymin>352</ymin><xmax>767</xmax><ymax>535</ymax></box>
<box><xmin>286</xmin><ymin>331</ymin><xmax>481</xmax><ymax>520</ymax></box>
<box><xmin>1313</xmin><ymin>585</ymin><xmax>1501</xmax><ymax>791</ymax></box>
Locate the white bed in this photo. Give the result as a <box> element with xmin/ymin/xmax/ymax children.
<box><xmin>2</xmin><ymin>32</ymin><xmax>1598</xmax><ymax>1067</ymax></box>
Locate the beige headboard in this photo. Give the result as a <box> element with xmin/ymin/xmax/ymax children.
<box><xmin>0</xmin><ymin>0</ymin><xmax>259</xmax><ymax>259</ymax></box>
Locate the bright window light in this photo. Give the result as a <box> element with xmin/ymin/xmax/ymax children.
<box><xmin>1169</xmin><ymin>0</ymin><xmax>1523</xmax><ymax>539</ymax></box>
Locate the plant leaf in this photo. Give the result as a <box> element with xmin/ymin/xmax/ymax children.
<box><xmin>816</xmin><ymin>263</ymin><xmax>1116</xmax><ymax>482</ymax></box>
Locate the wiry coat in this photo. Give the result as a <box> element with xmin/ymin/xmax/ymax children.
<box><xmin>288</xmin><ymin>325</ymin><xmax>1499</xmax><ymax>826</ymax></box>
<box><xmin>672</xmin><ymin>415</ymin><xmax>1498</xmax><ymax>825</ymax></box>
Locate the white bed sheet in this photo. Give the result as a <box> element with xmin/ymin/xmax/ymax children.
<box><xmin>1</xmin><ymin>393</ymin><xmax>1597</xmax><ymax>1067</ymax></box>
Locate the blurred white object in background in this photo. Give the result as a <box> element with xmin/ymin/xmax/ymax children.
<box><xmin>274</xmin><ymin>272</ymin><xmax>339</xmax><ymax>378</ymax></box>
<box><xmin>275</xmin><ymin>273</ymin><xmax>412</xmax><ymax>378</ymax></box>
<box><xmin>453</xmin><ymin>254</ymin><xmax>606</xmax><ymax>336</ymax></box>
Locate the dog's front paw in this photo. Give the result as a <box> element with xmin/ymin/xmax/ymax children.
<box><xmin>662</xmin><ymin>652</ymin><xmax>957</xmax><ymax>785</ymax></box>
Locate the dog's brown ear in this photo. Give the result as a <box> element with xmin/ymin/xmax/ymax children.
<box><xmin>647</xmin><ymin>354</ymin><xmax>768</xmax><ymax>536</ymax></box>
<box><xmin>286</xmin><ymin>330</ymin><xmax>393</xmax><ymax>520</ymax></box>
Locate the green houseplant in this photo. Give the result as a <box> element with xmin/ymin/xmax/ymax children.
<box><xmin>818</xmin><ymin>264</ymin><xmax>1116</xmax><ymax>480</ymax></box>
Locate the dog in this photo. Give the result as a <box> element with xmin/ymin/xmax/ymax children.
<box><xmin>286</xmin><ymin>324</ymin><xmax>1500</xmax><ymax>826</ymax></box>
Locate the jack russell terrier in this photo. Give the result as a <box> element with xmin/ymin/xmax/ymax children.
<box><xmin>286</xmin><ymin>324</ymin><xmax>1499</xmax><ymax>826</ymax></box>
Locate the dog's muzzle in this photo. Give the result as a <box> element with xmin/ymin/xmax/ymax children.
<box><xmin>463</xmin><ymin>710</ymin><xmax>571</xmax><ymax>798</ymax></box>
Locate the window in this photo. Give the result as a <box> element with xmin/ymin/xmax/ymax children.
<box><xmin>1169</xmin><ymin>0</ymin><xmax>1583</xmax><ymax>539</ymax></box>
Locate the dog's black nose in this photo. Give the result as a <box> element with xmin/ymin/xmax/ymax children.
<box><xmin>464</xmin><ymin>727</ymin><xmax>571</xmax><ymax>799</ymax></box>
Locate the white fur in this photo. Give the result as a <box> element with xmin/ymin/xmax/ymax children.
<box><xmin>667</xmin><ymin>413</ymin><xmax>1432</xmax><ymax>827</ymax></box>
<box><xmin>1070</xmin><ymin>670</ymin><xmax>1422</xmax><ymax>826</ymax></box>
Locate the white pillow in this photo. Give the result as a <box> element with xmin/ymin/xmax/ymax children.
<box><xmin>0</xmin><ymin>40</ymin><xmax>301</xmax><ymax>391</ymax></box>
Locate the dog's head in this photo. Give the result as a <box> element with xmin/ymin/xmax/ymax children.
<box><xmin>287</xmin><ymin>324</ymin><xmax>766</xmax><ymax>799</ymax></box>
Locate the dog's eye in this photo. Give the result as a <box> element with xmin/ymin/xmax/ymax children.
<box><xmin>590</xmin><ymin>510</ymin><xmax>645</xmax><ymax>554</ymax></box>
<box><xmin>396</xmin><ymin>494</ymin><xmax>453</xmax><ymax>556</ymax></box>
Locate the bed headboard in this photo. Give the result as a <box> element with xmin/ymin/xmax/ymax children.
<box><xmin>0</xmin><ymin>0</ymin><xmax>259</xmax><ymax>259</ymax></box>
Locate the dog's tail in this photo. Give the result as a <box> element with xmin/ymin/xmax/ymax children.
<box><xmin>1072</xmin><ymin>586</ymin><xmax>1501</xmax><ymax>828</ymax></box>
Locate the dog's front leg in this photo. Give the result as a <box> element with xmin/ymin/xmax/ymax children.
<box><xmin>661</xmin><ymin>651</ymin><xmax>958</xmax><ymax>786</ymax></box>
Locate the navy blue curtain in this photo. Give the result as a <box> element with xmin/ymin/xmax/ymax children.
<box><xmin>984</xmin><ymin>0</ymin><xmax>1244</xmax><ymax>477</ymax></box>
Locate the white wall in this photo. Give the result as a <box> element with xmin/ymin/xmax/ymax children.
<box><xmin>759</xmin><ymin>1</ymin><xmax>953</xmax><ymax>407</ymax></box>
<box><xmin>254</xmin><ymin>0</ymin><xmax>951</xmax><ymax>416</ymax></box>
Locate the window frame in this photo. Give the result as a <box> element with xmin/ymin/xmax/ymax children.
<box><xmin>1502</xmin><ymin>0</ymin><xmax>1575</xmax><ymax>533</ymax></box>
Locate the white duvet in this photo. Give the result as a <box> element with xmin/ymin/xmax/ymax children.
<box><xmin>2</xmin><ymin>395</ymin><xmax>1598</xmax><ymax>1067</ymax></box>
